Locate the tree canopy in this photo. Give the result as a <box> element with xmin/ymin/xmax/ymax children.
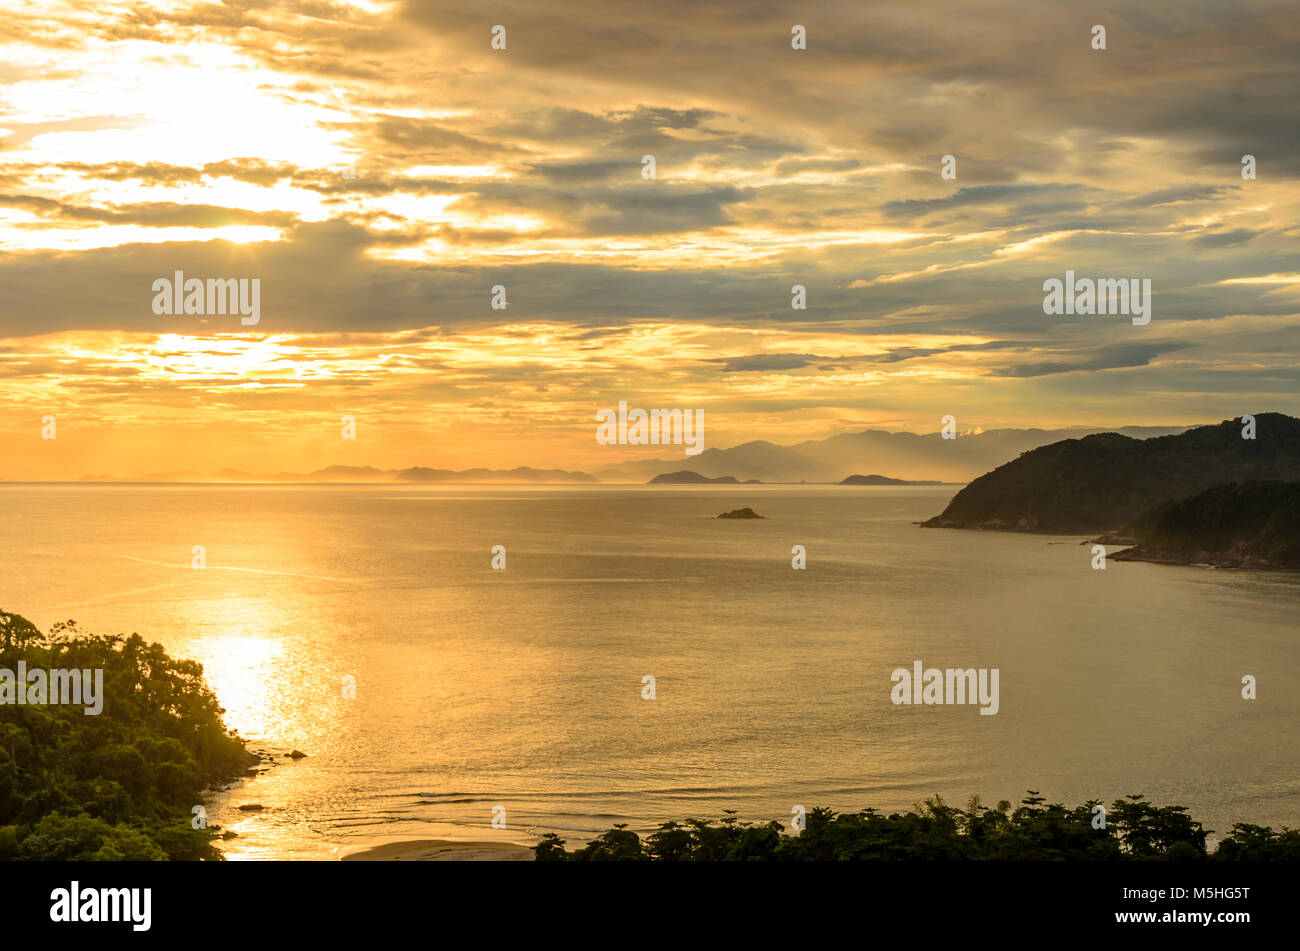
<box><xmin>535</xmin><ymin>793</ymin><xmax>1300</xmax><ymax>861</ymax></box>
<box><xmin>0</xmin><ymin>610</ymin><xmax>254</xmax><ymax>861</ymax></box>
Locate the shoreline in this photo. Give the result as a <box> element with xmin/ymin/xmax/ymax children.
<box><xmin>341</xmin><ymin>838</ymin><xmax>535</xmax><ymax>861</ymax></box>
<box><xmin>1110</xmin><ymin>546</ymin><xmax>1297</xmax><ymax>571</ymax></box>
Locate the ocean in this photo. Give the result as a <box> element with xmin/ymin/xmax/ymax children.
<box><xmin>2</xmin><ymin>483</ymin><xmax>1297</xmax><ymax>859</ymax></box>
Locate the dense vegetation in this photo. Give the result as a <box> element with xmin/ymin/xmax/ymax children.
<box><xmin>1114</xmin><ymin>481</ymin><xmax>1300</xmax><ymax>569</ymax></box>
<box><xmin>922</xmin><ymin>413</ymin><xmax>1300</xmax><ymax>533</ymax></box>
<box><xmin>534</xmin><ymin>793</ymin><xmax>1300</xmax><ymax>861</ymax></box>
<box><xmin>0</xmin><ymin>610</ymin><xmax>254</xmax><ymax>861</ymax></box>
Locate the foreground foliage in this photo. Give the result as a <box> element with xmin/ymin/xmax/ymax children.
<box><xmin>535</xmin><ymin>793</ymin><xmax>1300</xmax><ymax>861</ymax></box>
<box><xmin>0</xmin><ymin>610</ymin><xmax>254</xmax><ymax>860</ymax></box>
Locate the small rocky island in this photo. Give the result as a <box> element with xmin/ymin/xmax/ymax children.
<box><xmin>650</xmin><ymin>470</ymin><xmax>741</xmax><ymax>484</ymax></box>
<box><xmin>717</xmin><ymin>507</ymin><xmax>764</xmax><ymax>519</ymax></box>
<box><xmin>841</xmin><ymin>474</ymin><xmax>942</xmax><ymax>485</ymax></box>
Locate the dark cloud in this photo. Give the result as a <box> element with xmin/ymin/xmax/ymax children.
<box><xmin>882</xmin><ymin>184</ymin><xmax>1088</xmax><ymax>218</ymax></box>
<box><xmin>714</xmin><ymin>353</ymin><xmax>816</xmax><ymax>372</ymax></box>
<box><xmin>1194</xmin><ymin>229</ymin><xmax>1260</xmax><ymax>248</ymax></box>
<box><xmin>995</xmin><ymin>341</ymin><xmax>1193</xmax><ymax>378</ymax></box>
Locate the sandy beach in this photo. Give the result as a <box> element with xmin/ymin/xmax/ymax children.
<box><xmin>342</xmin><ymin>839</ymin><xmax>534</xmax><ymax>861</ymax></box>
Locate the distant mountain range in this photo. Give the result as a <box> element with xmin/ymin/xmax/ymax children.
<box><xmin>593</xmin><ymin>425</ymin><xmax>1187</xmax><ymax>484</ymax></box>
<box><xmin>75</xmin><ymin>465</ymin><xmax>600</xmax><ymax>485</ymax></box>
<box><xmin>646</xmin><ymin>471</ymin><xmax>944</xmax><ymax>485</ymax></box>
<box><xmin>923</xmin><ymin>413</ymin><xmax>1300</xmax><ymax>535</ymax></box>
<box><xmin>66</xmin><ymin>423</ymin><xmax>1192</xmax><ymax>485</ymax></box>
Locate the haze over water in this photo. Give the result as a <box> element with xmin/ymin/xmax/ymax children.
<box><xmin>2</xmin><ymin>483</ymin><xmax>1297</xmax><ymax>860</ymax></box>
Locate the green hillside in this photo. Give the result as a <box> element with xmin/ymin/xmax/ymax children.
<box><xmin>1114</xmin><ymin>481</ymin><xmax>1300</xmax><ymax>569</ymax></box>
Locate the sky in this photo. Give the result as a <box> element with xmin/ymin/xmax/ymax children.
<box><xmin>1</xmin><ymin>0</ymin><xmax>1298</xmax><ymax>479</ymax></box>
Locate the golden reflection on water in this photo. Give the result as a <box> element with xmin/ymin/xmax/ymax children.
<box><xmin>191</xmin><ymin>634</ymin><xmax>285</xmax><ymax>740</ymax></box>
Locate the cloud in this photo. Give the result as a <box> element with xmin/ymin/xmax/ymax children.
<box><xmin>714</xmin><ymin>353</ymin><xmax>816</xmax><ymax>372</ymax></box>
<box><xmin>2</xmin><ymin>0</ymin><xmax>1299</xmax><ymax>478</ymax></box>
<box><xmin>994</xmin><ymin>341</ymin><xmax>1193</xmax><ymax>378</ymax></box>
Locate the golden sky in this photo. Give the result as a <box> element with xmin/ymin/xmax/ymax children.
<box><xmin>2</xmin><ymin>0</ymin><xmax>1298</xmax><ymax>479</ymax></box>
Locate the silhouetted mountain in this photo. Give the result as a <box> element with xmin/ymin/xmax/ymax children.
<box><xmin>594</xmin><ymin>424</ymin><xmax>1187</xmax><ymax>484</ymax></box>
<box><xmin>922</xmin><ymin>414</ymin><xmax>1300</xmax><ymax>533</ymax></box>
<box><xmin>1112</xmin><ymin>481</ymin><xmax>1300</xmax><ymax>569</ymax></box>
<box><xmin>648</xmin><ymin>471</ymin><xmax>740</xmax><ymax>484</ymax></box>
